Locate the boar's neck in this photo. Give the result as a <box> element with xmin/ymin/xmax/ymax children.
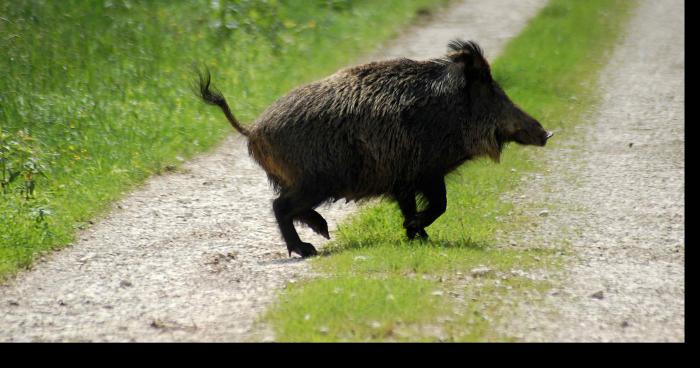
<box><xmin>459</xmin><ymin>114</ymin><xmax>501</xmax><ymax>164</ymax></box>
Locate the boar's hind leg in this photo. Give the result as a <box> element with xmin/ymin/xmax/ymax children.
<box><xmin>295</xmin><ymin>209</ymin><xmax>330</xmax><ymax>239</ymax></box>
<box><xmin>394</xmin><ymin>191</ymin><xmax>429</xmax><ymax>240</ymax></box>
<box><xmin>406</xmin><ymin>176</ymin><xmax>447</xmax><ymax>235</ymax></box>
<box><xmin>273</xmin><ymin>190</ymin><xmax>327</xmax><ymax>258</ymax></box>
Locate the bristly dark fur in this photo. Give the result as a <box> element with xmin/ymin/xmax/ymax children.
<box><xmin>196</xmin><ymin>39</ymin><xmax>550</xmax><ymax>258</ymax></box>
<box><xmin>447</xmin><ymin>38</ymin><xmax>484</xmax><ymax>57</ymax></box>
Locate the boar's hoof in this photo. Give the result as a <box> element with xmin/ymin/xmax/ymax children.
<box><xmin>288</xmin><ymin>242</ymin><xmax>318</xmax><ymax>258</ymax></box>
<box><xmin>406</xmin><ymin>227</ymin><xmax>429</xmax><ymax>240</ymax></box>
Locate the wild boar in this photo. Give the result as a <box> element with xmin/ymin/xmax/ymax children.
<box><xmin>197</xmin><ymin>39</ymin><xmax>552</xmax><ymax>258</ymax></box>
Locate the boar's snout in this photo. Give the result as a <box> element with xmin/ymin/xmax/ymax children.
<box><xmin>508</xmin><ymin>107</ymin><xmax>551</xmax><ymax>147</ymax></box>
<box><xmin>542</xmin><ymin>131</ymin><xmax>554</xmax><ymax>146</ymax></box>
<box><xmin>530</xmin><ymin>120</ymin><xmax>552</xmax><ymax>147</ymax></box>
<box><xmin>493</xmin><ymin>87</ymin><xmax>551</xmax><ymax>148</ymax></box>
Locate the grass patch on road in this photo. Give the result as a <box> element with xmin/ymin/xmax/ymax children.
<box><xmin>266</xmin><ymin>0</ymin><xmax>635</xmax><ymax>341</ymax></box>
<box><xmin>0</xmin><ymin>0</ymin><xmax>447</xmax><ymax>280</ymax></box>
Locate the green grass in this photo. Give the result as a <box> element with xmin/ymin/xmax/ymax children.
<box><xmin>0</xmin><ymin>0</ymin><xmax>448</xmax><ymax>279</ymax></box>
<box><xmin>266</xmin><ymin>0</ymin><xmax>636</xmax><ymax>341</ymax></box>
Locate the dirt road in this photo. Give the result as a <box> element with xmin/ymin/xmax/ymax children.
<box><xmin>0</xmin><ymin>0</ymin><xmax>547</xmax><ymax>342</ymax></box>
<box><xmin>497</xmin><ymin>0</ymin><xmax>684</xmax><ymax>342</ymax></box>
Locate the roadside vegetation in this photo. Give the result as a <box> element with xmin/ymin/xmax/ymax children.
<box><xmin>0</xmin><ymin>0</ymin><xmax>447</xmax><ymax>279</ymax></box>
<box><xmin>266</xmin><ymin>0</ymin><xmax>635</xmax><ymax>341</ymax></box>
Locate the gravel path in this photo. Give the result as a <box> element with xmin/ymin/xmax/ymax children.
<box><xmin>497</xmin><ymin>0</ymin><xmax>684</xmax><ymax>342</ymax></box>
<box><xmin>0</xmin><ymin>0</ymin><xmax>547</xmax><ymax>342</ymax></box>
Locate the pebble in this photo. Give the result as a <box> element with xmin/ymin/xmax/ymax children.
<box><xmin>471</xmin><ymin>267</ymin><xmax>493</xmax><ymax>278</ymax></box>
<box><xmin>78</xmin><ymin>253</ymin><xmax>96</xmax><ymax>263</ymax></box>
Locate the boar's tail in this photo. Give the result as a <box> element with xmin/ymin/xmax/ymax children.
<box><xmin>196</xmin><ymin>68</ymin><xmax>250</xmax><ymax>137</ymax></box>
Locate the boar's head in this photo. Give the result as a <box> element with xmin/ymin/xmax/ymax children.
<box><xmin>447</xmin><ymin>40</ymin><xmax>553</xmax><ymax>157</ymax></box>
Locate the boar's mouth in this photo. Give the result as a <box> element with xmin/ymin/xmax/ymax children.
<box><xmin>541</xmin><ymin>131</ymin><xmax>554</xmax><ymax>146</ymax></box>
<box><xmin>490</xmin><ymin>128</ymin><xmax>551</xmax><ymax>161</ymax></box>
<box><xmin>511</xmin><ymin>129</ymin><xmax>553</xmax><ymax>147</ymax></box>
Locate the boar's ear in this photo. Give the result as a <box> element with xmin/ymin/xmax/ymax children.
<box><xmin>446</xmin><ymin>39</ymin><xmax>489</xmax><ymax>76</ymax></box>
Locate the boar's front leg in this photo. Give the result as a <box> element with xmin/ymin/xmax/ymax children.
<box><xmin>394</xmin><ymin>190</ymin><xmax>429</xmax><ymax>240</ymax></box>
<box><xmin>405</xmin><ymin>176</ymin><xmax>447</xmax><ymax>235</ymax></box>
